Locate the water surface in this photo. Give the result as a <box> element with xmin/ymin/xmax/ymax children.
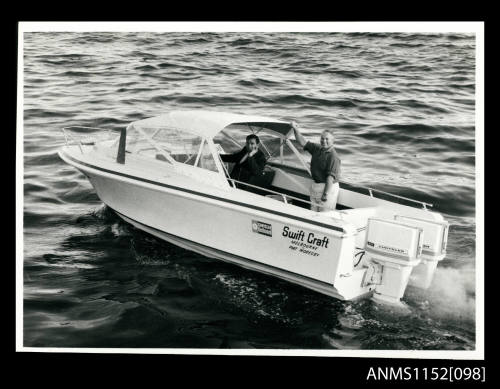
<box><xmin>23</xmin><ymin>32</ymin><xmax>476</xmax><ymax>349</ymax></box>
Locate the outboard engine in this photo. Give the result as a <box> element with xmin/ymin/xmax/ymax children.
<box><xmin>362</xmin><ymin>218</ymin><xmax>424</xmax><ymax>305</ymax></box>
<box><xmin>394</xmin><ymin>215</ymin><xmax>449</xmax><ymax>289</ymax></box>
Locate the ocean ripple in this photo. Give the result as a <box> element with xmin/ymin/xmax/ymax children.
<box><xmin>23</xmin><ymin>31</ymin><xmax>476</xmax><ymax>350</ymax></box>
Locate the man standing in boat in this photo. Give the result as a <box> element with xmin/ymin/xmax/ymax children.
<box><xmin>220</xmin><ymin>134</ymin><xmax>267</xmax><ymax>189</ymax></box>
<box><xmin>291</xmin><ymin>122</ymin><xmax>341</xmax><ymax>212</ymax></box>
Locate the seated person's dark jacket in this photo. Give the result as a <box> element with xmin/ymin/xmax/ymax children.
<box><xmin>220</xmin><ymin>148</ymin><xmax>267</xmax><ymax>187</ymax></box>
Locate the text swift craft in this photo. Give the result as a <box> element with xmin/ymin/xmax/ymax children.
<box><xmin>282</xmin><ymin>226</ymin><xmax>330</xmax><ymax>248</ymax></box>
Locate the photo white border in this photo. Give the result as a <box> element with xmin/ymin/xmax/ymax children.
<box><xmin>16</xmin><ymin>21</ymin><xmax>484</xmax><ymax>360</ymax></box>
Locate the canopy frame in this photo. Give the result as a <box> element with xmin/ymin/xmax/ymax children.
<box><xmin>115</xmin><ymin>112</ymin><xmax>310</xmax><ymax>189</ymax></box>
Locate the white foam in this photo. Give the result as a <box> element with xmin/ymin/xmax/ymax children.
<box><xmin>413</xmin><ymin>266</ymin><xmax>475</xmax><ymax>323</ymax></box>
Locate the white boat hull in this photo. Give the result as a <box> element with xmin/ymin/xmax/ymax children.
<box><xmin>115</xmin><ymin>210</ymin><xmax>373</xmax><ymax>300</ymax></box>
<box><xmin>84</xmin><ymin>169</ymin><xmax>372</xmax><ymax>300</ymax></box>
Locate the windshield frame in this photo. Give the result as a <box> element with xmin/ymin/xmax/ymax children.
<box><xmin>118</xmin><ymin>124</ymin><xmax>228</xmax><ymax>184</ymax></box>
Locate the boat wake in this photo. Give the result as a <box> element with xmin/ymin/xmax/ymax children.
<box><xmin>212</xmin><ymin>273</ymin><xmax>301</xmax><ymax>325</ymax></box>
<box><xmin>406</xmin><ymin>265</ymin><xmax>475</xmax><ymax>324</ymax></box>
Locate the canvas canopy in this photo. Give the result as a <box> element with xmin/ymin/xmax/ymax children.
<box><xmin>129</xmin><ymin>110</ymin><xmax>293</xmax><ymax>139</ymax></box>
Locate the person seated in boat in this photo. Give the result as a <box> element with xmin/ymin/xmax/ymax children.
<box><xmin>220</xmin><ymin>134</ymin><xmax>267</xmax><ymax>189</ymax></box>
<box><xmin>291</xmin><ymin>121</ymin><xmax>341</xmax><ymax>212</ymax></box>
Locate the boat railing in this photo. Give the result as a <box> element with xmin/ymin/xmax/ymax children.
<box><xmin>340</xmin><ymin>181</ymin><xmax>433</xmax><ymax>210</ymax></box>
<box><xmin>61</xmin><ymin>126</ymin><xmax>119</xmax><ymax>154</ymax></box>
<box><xmin>266</xmin><ymin>161</ymin><xmax>432</xmax><ymax>210</ymax></box>
<box><xmin>227</xmin><ymin>178</ymin><xmax>332</xmax><ymax>210</ymax></box>
<box><xmin>228</xmin><ymin>176</ymin><xmax>432</xmax><ymax>211</ymax></box>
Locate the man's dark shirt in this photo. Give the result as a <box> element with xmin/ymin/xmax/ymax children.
<box><xmin>304</xmin><ymin>141</ymin><xmax>341</xmax><ymax>184</ymax></box>
<box><xmin>220</xmin><ymin>147</ymin><xmax>267</xmax><ymax>184</ymax></box>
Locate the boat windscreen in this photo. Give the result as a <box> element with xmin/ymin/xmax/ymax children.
<box><xmin>126</xmin><ymin>125</ymin><xmax>219</xmax><ymax>172</ymax></box>
<box><xmin>215</xmin><ymin>124</ymin><xmax>286</xmax><ymax>153</ymax></box>
<box><xmin>214</xmin><ymin>125</ymin><xmax>310</xmax><ymax>170</ymax></box>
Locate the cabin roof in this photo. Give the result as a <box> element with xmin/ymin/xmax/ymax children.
<box><xmin>129</xmin><ymin>110</ymin><xmax>293</xmax><ymax>138</ymax></box>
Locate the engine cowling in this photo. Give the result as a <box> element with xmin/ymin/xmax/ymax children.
<box><xmin>394</xmin><ymin>215</ymin><xmax>449</xmax><ymax>289</ymax></box>
<box><xmin>363</xmin><ymin>218</ymin><xmax>424</xmax><ymax>305</ymax></box>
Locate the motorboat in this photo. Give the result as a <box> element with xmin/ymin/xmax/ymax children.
<box><xmin>58</xmin><ymin>110</ymin><xmax>449</xmax><ymax>305</ymax></box>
